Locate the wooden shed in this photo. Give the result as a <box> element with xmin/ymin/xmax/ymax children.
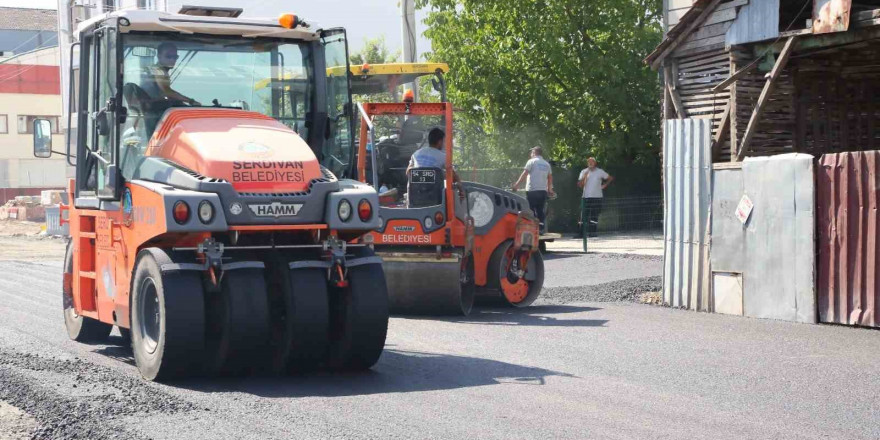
<box><xmin>650</xmin><ymin>0</ymin><xmax>880</xmax><ymax>326</ymax></box>
<box><xmin>647</xmin><ymin>0</ymin><xmax>880</xmax><ymax>163</ymax></box>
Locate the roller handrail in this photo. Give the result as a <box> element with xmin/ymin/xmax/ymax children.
<box><xmin>357</xmin><ymin>102</ymin><xmax>380</xmax><ymax>189</ymax></box>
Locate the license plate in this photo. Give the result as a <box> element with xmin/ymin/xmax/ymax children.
<box><xmin>411</xmin><ymin>169</ymin><xmax>436</xmax><ymax>183</ymax></box>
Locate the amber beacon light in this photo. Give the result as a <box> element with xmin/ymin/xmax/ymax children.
<box><xmin>278</xmin><ymin>13</ymin><xmax>300</xmax><ymax>29</ymax></box>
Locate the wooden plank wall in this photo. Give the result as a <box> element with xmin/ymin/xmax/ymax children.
<box><xmin>731</xmin><ymin>50</ymin><xmax>796</xmax><ymax>158</ymax></box>
<box><xmin>673</xmin><ymin>0</ymin><xmax>747</xmax><ymax>57</ymax></box>
<box><xmin>667</xmin><ymin>0</ymin><xmax>749</xmax><ymax>162</ymax></box>
<box><xmin>794</xmin><ymin>44</ymin><xmax>880</xmax><ymax>155</ymax></box>
<box><xmin>666</xmin><ymin>0</ymin><xmax>699</xmax><ymax>31</ymax></box>
<box><xmin>673</xmin><ymin>48</ymin><xmax>731</xmax><ymax>160</ymax></box>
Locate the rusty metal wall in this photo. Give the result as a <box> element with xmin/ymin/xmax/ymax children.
<box><xmin>817</xmin><ymin>152</ymin><xmax>880</xmax><ymax>327</ymax></box>
<box><xmin>663</xmin><ymin>119</ymin><xmax>712</xmax><ymax>310</ymax></box>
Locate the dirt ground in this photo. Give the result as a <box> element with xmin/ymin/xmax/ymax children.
<box><xmin>0</xmin><ymin>401</ymin><xmax>36</xmax><ymax>440</ymax></box>
<box><xmin>0</xmin><ymin>220</ymin><xmax>66</xmax><ymax>261</ymax></box>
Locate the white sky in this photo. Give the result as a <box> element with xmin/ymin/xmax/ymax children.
<box><xmin>0</xmin><ymin>0</ymin><xmax>433</xmax><ymax>57</ymax></box>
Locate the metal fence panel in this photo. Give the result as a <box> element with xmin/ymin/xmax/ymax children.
<box><xmin>663</xmin><ymin>119</ymin><xmax>711</xmax><ymax>310</ymax></box>
<box><xmin>710</xmin><ymin>167</ymin><xmax>746</xmax><ymax>272</ymax></box>
<box><xmin>741</xmin><ymin>154</ymin><xmax>816</xmax><ymax>323</ymax></box>
<box><xmin>44</xmin><ymin>206</ymin><xmax>68</xmax><ymax>237</ymax></box>
<box><xmin>817</xmin><ymin>151</ymin><xmax>880</xmax><ymax>327</ymax></box>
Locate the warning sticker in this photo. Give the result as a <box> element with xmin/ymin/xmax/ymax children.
<box><xmin>232</xmin><ymin>161</ymin><xmax>305</xmax><ymax>183</ymax></box>
<box><xmin>735</xmin><ymin>195</ymin><xmax>754</xmax><ymax>225</ymax></box>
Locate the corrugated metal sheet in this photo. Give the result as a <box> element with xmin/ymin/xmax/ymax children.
<box><xmin>741</xmin><ymin>154</ymin><xmax>816</xmax><ymax>323</ymax></box>
<box><xmin>710</xmin><ymin>166</ymin><xmax>745</xmax><ymax>272</ymax></box>
<box><xmin>817</xmin><ymin>152</ymin><xmax>880</xmax><ymax>327</ymax></box>
<box><xmin>663</xmin><ymin>119</ymin><xmax>712</xmax><ymax>310</ymax></box>
<box><xmin>726</xmin><ymin>0</ymin><xmax>780</xmax><ymax>46</ymax></box>
<box><xmin>44</xmin><ymin>206</ymin><xmax>68</xmax><ymax>236</ymax></box>
<box><xmin>710</xmin><ymin>156</ymin><xmax>816</xmax><ymax>323</ymax></box>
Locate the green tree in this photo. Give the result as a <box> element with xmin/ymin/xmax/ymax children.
<box><xmin>417</xmin><ymin>0</ymin><xmax>663</xmax><ymax>170</ymax></box>
<box><xmin>350</xmin><ymin>36</ymin><xmax>400</xmax><ymax>66</ymax></box>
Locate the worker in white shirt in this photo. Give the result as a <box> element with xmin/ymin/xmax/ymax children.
<box><xmin>577</xmin><ymin>157</ymin><xmax>614</xmax><ymax>238</ymax></box>
<box><xmin>512</xmin><ymin>146</ymin><xmax>554</xmax><ymax>234</ymax></box>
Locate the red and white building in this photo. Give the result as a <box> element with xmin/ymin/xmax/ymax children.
<box><xmin>0</xmin><ymin>7</ymin><xmax>68</xmax><ymax>201</ymax></box>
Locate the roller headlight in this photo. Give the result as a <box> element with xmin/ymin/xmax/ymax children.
<box><xmin>198</xmin><ymin>200</ymin><xmax>214</xmax><ymax>224</ymax></box>
<box><xmin>468</xmin><ymin>191</ymin><xmax>495</xmax><ymax>228</ymax></box>
<box><xmin>338</xmin><ymin>199</ymin><xmax>352</xmax><ymax>222</ymax></box>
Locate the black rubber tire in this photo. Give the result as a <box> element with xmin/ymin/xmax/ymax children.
<box><xmin>130</xmin><ymin>249</ymin><xmax>206</xmax><ymax>381</ymax></box>
<box><xmin>486</xmin><ymin>240</ymin><xmax>545</xmax><ymax>308</ymax></box>
<box><xmin>266</xmin><ymin>253</ymin><xmax>329</xmax><ymax>374</ymax></box>
<box><xmin>327</xmin><ymin>249</ymin><xmax>389</xmax><ymax>371</ymax></box>
<box><xmin>62</xmin><ymin>240</ymin><xmax>112</xmax><ymax>343</ymax></box>
<box><xmin>204</xmin><ymin>267</ymin><xmax>271</xmax><ymax>375</ymax></box>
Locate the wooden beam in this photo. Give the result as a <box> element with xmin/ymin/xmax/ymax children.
<box><xmin>736</xmin><ymin>37</ymin><xmax>797</xmax><ymax>161</ymax></box>
<box><xmin>663</xmin><ymin>82</ymin><xmax>673</xmax><ymax>120</ymax></box>
<box><xmin>710</xmin><ymin>58</ymin><xmax>759</xmax><ymax>93</ymax></box>
<box><xmin>650</xmin><ymin>0</ymin><xmax>724</xmax><ymax>70</ymax></box>
<box><xmin>729</xmin><ymin>52</ymin><xmax>738</xmax><ymax>162</ymax></box>
<box><xmin>712</xmin><ymin>103</ymin><xmax>731</xmax><ymax>160</ymax></box>
<box><xmin>664</xmin><ymin>64</ymin><xmax>687</xmax><ymax>118</ymax></box>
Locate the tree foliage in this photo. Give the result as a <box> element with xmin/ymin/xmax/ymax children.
<box><xmin>417</xmin><ymin>0</ymin><xmax>663</xmax><ymax>169</ymax></box>
<box><xmin>349</xmin><ymin>36</ymin><xmax>400</xmax><ymax>66</ymax></box>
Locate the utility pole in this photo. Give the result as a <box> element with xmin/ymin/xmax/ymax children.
<box><xmin>400</xmin><ymin>0</ymin><xmax>418</xmax><ymax>101</ymax></box>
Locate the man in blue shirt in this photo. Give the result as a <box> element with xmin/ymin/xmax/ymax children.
<box><xmin>407</xmin><ymin>128</ymin><xmax>464</xmax><ymax>198</ymax></box>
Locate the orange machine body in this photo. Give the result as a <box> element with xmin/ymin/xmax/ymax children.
<box><xmin>356</xmin><ymin>102</ymin><xmax>539</xmax><ymax>288</ymax></box>
<box><xmin>146</xmin><ymin>108</ymin><xmax>323</xmax><ymax>193</ymax></box>
<box><xmin>65</xmin><ymin>110</ymin><xmax>328</xmax><ymax>329</ymax></box>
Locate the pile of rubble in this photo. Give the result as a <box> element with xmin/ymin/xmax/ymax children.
<box><xmin>0</xmin><ymin>190</ymin><xmax>64</xmax><ymax>222</ymax></box>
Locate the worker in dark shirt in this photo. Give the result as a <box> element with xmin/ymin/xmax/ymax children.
<box><xmin>141</xmin><ymin>42</ymin><xmax>199</xmax><ymax>105</ymax></box>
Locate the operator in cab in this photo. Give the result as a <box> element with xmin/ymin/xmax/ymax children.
<box><xmin>141</xmin><ymin>42</ymin><xmax>200</xmax><ymax>105</ymax></box>
<box><xmin>406</xmin><ymin>128</ymin><xmax>465</xmax><ymax>199</ymax></box>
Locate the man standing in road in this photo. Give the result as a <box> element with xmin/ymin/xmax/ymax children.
<box><xmin>577</xmin><ymin>157</ymin><xmax>614</xmax><ymax>238</ymax></box>
<box><xmin>512</xmin><ymin>146</ymin><xmax>554</xmax><ymax>234</ymax></box>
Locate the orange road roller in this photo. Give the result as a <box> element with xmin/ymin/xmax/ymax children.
<box><xmin>38</xmin><ymin>8</ymin><xmax>388</xmax><ymax>380</ymax></box>
<box><xmin>349</xmin><ymin>65</ymin><xmax>545</xmax><ymax>315</ymax></box>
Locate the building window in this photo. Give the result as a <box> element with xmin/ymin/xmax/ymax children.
<box><xmin>17</xmin><ymin>115</ymin><xmax>61</xmax><ymax>134</ymax></box>
<box><xmin>0</xmin><ymin>115</ymin><xmax>7</xmax><ymax>134</ymax></box>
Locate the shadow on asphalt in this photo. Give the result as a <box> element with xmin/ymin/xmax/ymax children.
<box><xmin>89</xmin><ymin>308</ymin><xmax>589</xmax><ymax>394</ymax></box>
<box><xmin>93</xmin><ymin>335</ymin><xmax>136</xmax><ymax>367</ymax></box>
<box><xmin>400</xmin><ymin>304</ymin><xmax>608</xmax><ymax>328</ymax></box>
<box><xmin>176</xmin><ymin>349</ymin><xmax>576</xmax><ymax>397</ymax></box>
<box><xmin>540</xmin><ymin>252</ymin><xmax>584</xmax><ymax>261</ymax></box>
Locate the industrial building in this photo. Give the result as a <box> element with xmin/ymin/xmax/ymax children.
<box><xmin>0</xmin><ymin>7</ymin><xmax>66</xmax><ymax>201</ymax></box>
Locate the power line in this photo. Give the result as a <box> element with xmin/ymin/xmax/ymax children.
<box><xmin>2</xmin><ymin>30</ymin><xmax>57</xmax><ymax>59</ymax></box>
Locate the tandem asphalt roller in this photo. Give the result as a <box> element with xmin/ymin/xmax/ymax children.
<box><xmin>349</xmin><ymin>65</ymin><xmax>545</xmax><ymax>315</ymax></box>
